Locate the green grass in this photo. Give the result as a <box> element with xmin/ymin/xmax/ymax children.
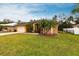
<box><xmin>0</xmin><ymin>32</ymin><xmax>79</xmax><ymax>56</ymax></box>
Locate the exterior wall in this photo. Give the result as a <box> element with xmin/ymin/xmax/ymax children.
<box><xmin>25</xmin><ymin>25</ymin><xmax>30</xmax><ymax>32</ymax></box>
<box><xmin>46</xmin><ymin>27</ymin><xmax>58</xmax><ymax>35</ymax></box>
<box><xmin>40</xmin><ymin>26</ymin><xmax>58</xmax><ymax>35</ymax></box>
<box><xmin>46</xmin><ymin>27</ymin><xmax>54</xmax><ymax>35</ymax></box>
<box><xmin>2</xmin><ymin>25</ymin><xmax>27</xmax><ymax>33</ymax></box>
<box><xmin>53</xmin><ymin>26</ymin><xmax>58</xmax><ymax>34</ymax></box>
<box><xmin>7</xmin><ymin>26</ymin><xmax>16</xmax><ymax>32</ymax></box>
<box><xmin>2</xmin><ymin>26</ymin><xmax>16</xmax><ymax>32</ymax></box>
<box><xmin>16</xmin><ymin>25</ymin><xmax>26</xmax><ymax>33</ymax></box>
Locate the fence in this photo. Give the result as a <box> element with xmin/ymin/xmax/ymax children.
<box><xmin>63</xmin><ymin>27</ymin><xmax>79</xmax><ymax>34</ymax></box>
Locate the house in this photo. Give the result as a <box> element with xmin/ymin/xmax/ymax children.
<box><xmin>0</xmin><ymin>21</ymin><xmax>58</xmax><ymax>35</ymax></box>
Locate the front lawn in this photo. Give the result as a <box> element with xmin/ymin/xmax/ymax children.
<box><xmin>0</xmin><ymin>32</ymin><xmax>79</xmax><ymax>56</ymax></box>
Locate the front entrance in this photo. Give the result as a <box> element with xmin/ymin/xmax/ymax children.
<box><xmin>32</xmin><ymin>23</ymin><xmax>40</xmax><ymax>33</ymax></box>
<box><xmin>35</xmin><ymin>24</ymin><xmax>40</xmax><ymax>33</ymax></box>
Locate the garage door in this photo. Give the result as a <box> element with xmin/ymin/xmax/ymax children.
<box><xmin>17</xmin><ymin>26</ymin><xmax>26</xmax><ymax>33</ymax></box>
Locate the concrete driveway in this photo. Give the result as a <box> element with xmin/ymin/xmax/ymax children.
<box><xmin>0</xmin><ymin>32</ymin><xmax>18</xmax><ymax>36</ymax></box>
<box><xmin>0</xmin><ymin>32</ymin><xmax>39</xmax><ymax>36</ymax></box>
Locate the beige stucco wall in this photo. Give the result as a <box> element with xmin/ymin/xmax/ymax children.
<box><xmin>2</xmin><ymin>25</ymin><xmax>27</xmax><ymax>33</ymax></box>
<box><xmin>8</xmin><ymin>26</ymin><xmax>16</xmax><ymax>32</ymax></box>
<box><xmin>46</xmin><ymin>26</ymin><xmax>58</xmax><ymax>35</ymax></box>
<box><xmin>40</xmin><ymin>26</ymin><xmax>58</xmax><ymax>35</ymax></box>
<box><xmin>2</xmin><ymin>26</ymin><xmax>16</xmax><ymax>32</ymax></box>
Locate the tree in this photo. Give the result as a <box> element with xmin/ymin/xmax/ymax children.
<box><xmin>75</xmin><ymin>17</ymin><xmax>79</xmax><ymax>24</ymax></box>
<box><xmin>51</xmin><ymin>16</ymin><xmax>58</xmax><ymax>27</ymax></box>
<box><xmin>0</xmin><ymin>25</ymin><xmax>3</xmax><ymax>31</ymax></box>
<box><xmin>3</xmin><ymin>19</ymin><xmax>14</xmax><ymax>24</ymax></box>
<box><xmin>52</xmin><ymin>15</ymin><xmax>57</xmax><ymax>20</ymax></box>
<box><xmin>58</xmin><ymin>20</ymin><xmax>73</xmax><ymax>31</ymax></box>
<box><xmin>72</xmin><ymin>4</ymin><xmax>79</xmax><ymax>13</ymax></box>
<box><xmin>58</xmin><ymin>15</ymin><xmax>74</xmax><ymax>31</ymax></box>
<box><xmin>39</xmin><ymin>19</ymin><xmax>50</xmax><ymax>34</ymax></box>
<box><xmin>17</xmin><ymin>20</ymin><xmax>22</xmax><ymax>24</ymax></box>
<box><xmin>39</xmin><ymin>17</ymin><xmax>58</xmax><ymax>35</ymax></box>
<box><xmin>67</xmin><ymin>16</ymin><xmax>74</xmax><ymax>21</ymax></box>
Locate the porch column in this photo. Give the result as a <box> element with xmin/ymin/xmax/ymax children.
<box><xmin>32</xmin><ymin>23</ymin><xmax>36</xmax><ymax>32</ymax></box>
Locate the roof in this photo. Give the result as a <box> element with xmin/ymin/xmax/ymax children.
<box><xmin>16</xmin><ymin>23</ymin><xmax>27</xmax><ymax>26</ymax></box>
<box><xmin>0</xmin><ymin>22</ymin><xmax>27</xmax><ymax>26</ymax></box>
<box><xmin>0</xmin><ymin>23</ymin><xmax>17</xmax><ymax>26</ymax></box>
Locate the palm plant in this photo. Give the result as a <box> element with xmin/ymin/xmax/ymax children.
<box><xmin>67</xmin><ymin>16</ymin><xmax>74</xmax><ymax>22</ymax></box>
<box><xmin>51</xmin><ymin>17</ymin><xmax>58</xmax><ymax>28</ymax></box>
<box><xmin>39</xmin><ymin>17</ymin><xmax>58</xmax><ymax>35</ymax></box>
<box><xmin>38</xmin><ymin>19</ymin><xmax>50</xmax><ymax>34</ymax></box>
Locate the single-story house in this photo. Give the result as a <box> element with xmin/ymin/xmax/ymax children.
<box><xmin>0</xmin><ymin>21</ymin><xmax>58</xmax><ymax>34</ymax></box>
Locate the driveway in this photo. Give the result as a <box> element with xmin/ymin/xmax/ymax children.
<box><xmin>0</xmin><ymin>32</ymin><xmax>39</xmax><ymax>36</ymax></box>
<box><xmin>0</xmin><ymin>32</ymin><xmax>18</xmax><ymax>36</ymax></box>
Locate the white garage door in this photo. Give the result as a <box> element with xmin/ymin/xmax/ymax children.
<box><xmin>17</xmin><ymin>26</ymin><xmax>26</xmax><ymax>33</ymax></box>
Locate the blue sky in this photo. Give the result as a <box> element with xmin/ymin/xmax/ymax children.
<box><xmin>0</xmin><ymin>3</ymin><xmax>77</xmax><ymax>22</ymax></box>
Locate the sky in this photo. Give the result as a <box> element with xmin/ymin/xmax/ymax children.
<box><xmin>0</xmin><ymin>3</ymin><xmax>77</xmax><ymax>22</ymax></box>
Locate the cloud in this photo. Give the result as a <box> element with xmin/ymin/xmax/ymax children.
<box><xmin>0</xmin><ymin>3</ymin><xmax>75</xmax><ymax>22</ymax></box>
<box><xmin>0</xmin><ymin>4</ymin><xmax>30</xmax><ymax>21</ymax></box>
<box><xmin>0</xmin><ymin>3</ymin><xmax>48</xmax><ymax>22</ymax></box>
